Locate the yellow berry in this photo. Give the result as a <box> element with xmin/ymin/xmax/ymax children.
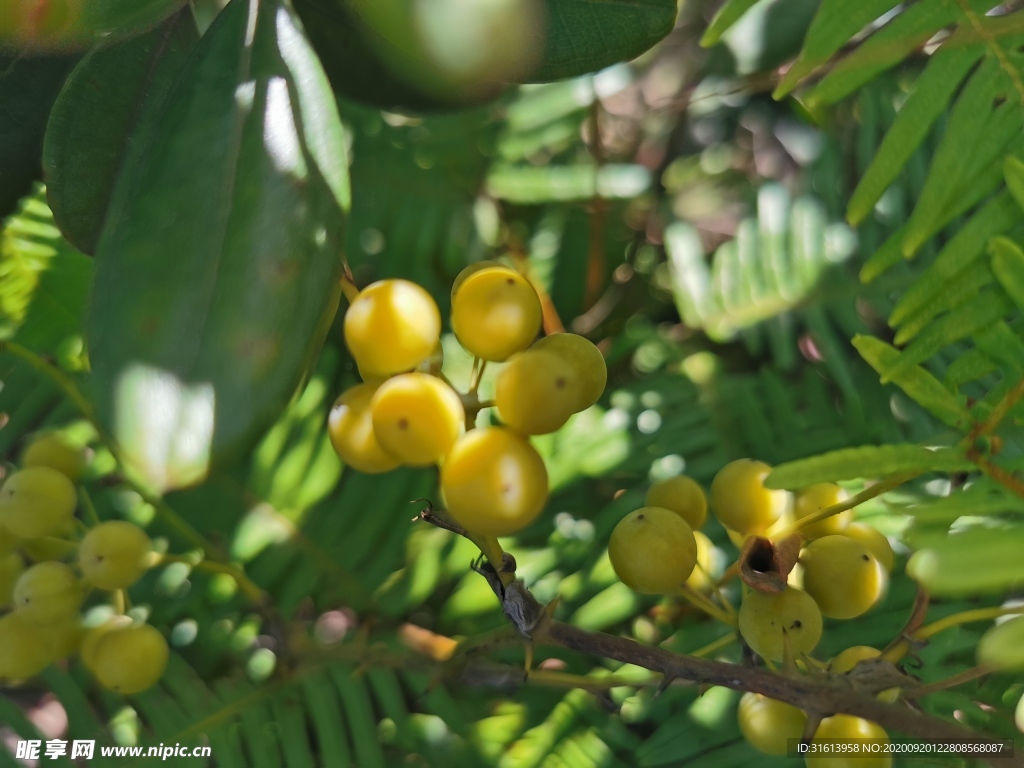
<box><xmin>0</xmin><ymin>612</ymin><xmax>55</xmax><ymax>680</ymax></box>
<box><xmin>608</xmin><ymin>507</ymin><xmax>698</xmax><ymax>594</ymax></box>
<box><xmin>793</xmin><ymin>483</ymin><xmax>851</xmax><ymax>538</ymax></box>
<box><xmin>79</xmin><ymin>521</ymin><xmax>152</xmax><ymax>590</ymax></box>
<box><xmin>807</xmin><ymin>716</ymin><xmax>891</xmax><ymax>768</ymax></box>
<box><xmin>91</xmin><ymin>623</ymin><xmax>169</xmax><ymax>694</ymax></box>
<box><xmin>738</xmin><ymin>692</ymin><xmax>806</xmax><ymax>756</ymax></box>
<box><xmin>80</xmin><ymin>615</ymin><xmax>134</xmax><ymax>672</ymax></box>
<box><xmin>738</xmin><ymin>587</ymin><xmax>822</xmax><ymax>662</ymax></box>
<box><xmin>0</xmin><ymin>551</ymin><xmax>25</xmax><ymax>609</ymax></box>
<box><xmin>531</xmin><ymin>333</ymin><xmax>606</xmax><ymax>411</ymax></box>
<box><xmin>710</xmin><ymin>459</ymin><xmax>788</xmax><ymax>536</ymax></box>
<box><xmin>978</xmin><ymin>616</ymin><xmax>1024</xmax><ymax>672</ymax></box>
<box><xmin>686</xmin><ymin>530</ymin><xmax>717</xmax><ymax>591</ymax></box>
<box><xmin>800</xmin><ymin>535</ymin><xmax>887</xmax><ymax>619</ymax></box>
<box><xmin>495</xmin><ymin>349</ymin><xmax>578</xmax><ymax>435</ymax></box>
<box><xmin>646</xmin><ymin>475</ymin><xmax>707</xmax><ymax>529</ymax></box>
<box><xmin>370</xmin><ymin>373</ymin><xmax>464</xmax><ymax>466</ymax></box>
<box><xmin>48</xmin><ymin>618</ymin><xmax>85</xmax><ymax>659</ymax></box>
<box><xmin>0</xmin><ymin>522</ymin><xmax>19</xmax><ymax>554</ymax></box>
<box><xmin>842</xmin><ymin>523</ymin><xmax>894</xmax><ymax>572</ymax></box>
<box><xmin>327</xmin><ymin>383</ymin><xmax>401</xmax><ymax>474</ymax></box>
<box><xmin>344</xmin><ymin>279</ymin><xmax>441</xmax><ymax>376</ymax></box>
<box><xmin>451</xmin><ymin>264</ymin><xmax>541</xmax><ymax>361</ymax></box>
<box><xmin>831</xmin><ymin>645</ymin><xmax>881</xmax><ymax>674</ymax></box>
<box><xmin>22</xmin><ymin>432</ymin><xmax>87</xmax><ymax>482</ymax></box>
<box><xmin>0</xmin><ymin>466</ymin><xmax>77</xmax><ymax>539</ymax></box>
<box><xmin>14</xmin><ymin>561</ymin><xmax>83</xmax><ymax>625</ymax></box>
<box><xmin>440</xmin><ymin>427</ymin><xmax>548</xmax><ymax>536</ymax></box>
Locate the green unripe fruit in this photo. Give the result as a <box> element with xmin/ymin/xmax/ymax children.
<box><xmin>793</xmin><ymin>483</ymin><xmax>851</xmax><ymax>538</ymax></box>
<box><xmin>0</xmin><ymin>466</ymin><xmax>77</xmax><ymax>538</ymax></box>
<box><xmin>645</xmin><ymin>475</ymin><xmax>707</xmax><ymax>530</ymax></box>
<box><xmin>608</xmin><ymin>507</ymin><xmax>698</xmax><ymax>594</ymax></box>
<box><xmin>79</xmin><ymin>521</ymin><xmax>153</xmax><ymax>590</ymax></box>
<box><xmin>738</xmin><ymin>692</ymin><xmax>806</xmax><ymax>756</ymax></box>
<box><xmin>710</xmin><ymin>459</ymin><xmax>788</xmax><ymax>536</ymax></box>
<box><xmin>22</xmin><ymin>433</ymin><xmax>87</xmax><ymax>482</ymax></box>
<box><xmin>91</xmin><ymin>623</ymin><xmax>169</xmax><ymax>694</ymax></box>
<box><xmin>13</xmin><ymin>561</ymin><xmax>83</xmax><ymax>625</ymax></box>
<box><xmin>0</xmin><ymin>612</ymin><xmax>54</xmax><ymax>680</ymax></box>
<box><xmin>978</xmin><ymin>615</ymin><xmax>1024</xmax><ymax>672</ymax></box>
<box><xmin>739</xmin><ymin>587</ymin><xmax>822</xmax><ymax>662</ymax></box>
<box><xmin>800</xmin><ymin>535</ymin><xmax>887</xmax><ymax>619</ymax></box>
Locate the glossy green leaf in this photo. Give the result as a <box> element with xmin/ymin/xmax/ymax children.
<box><xmin>88</xmin><ymin>0</ymin><xmax>349</xmax><ymax>492</ymax></box>
<box><xmin>773</xmin><ymin>0</ymin><xmax>899</xmax><ymax>99</ymax></box>
<box><xmin>852</xmin><ymin>335</ymin><xmax>968</xmax><ymax>429</ymax></box>
<box><xmin>847</xmin><ymin>45</ymin><xmax>982</xmax><ymax>227</ymax></box>
<box><xmin>990</xmin><ymin>236</ymin><xmax>1024</xmax><ymax>311</ymax></box>
<box><xmin>765</xmin><ymin>445</ymin><xmax>973</xmax><ymax>489</ymax></box>
<box><xmin>1004</xmin><ymin>155</ymin><xmax>1024</xmax><ymax>212</ymax></box>
<box><xmin>699</xmin><ymin>0</ymin><xmax>759</xmax><ymax>47</ymax></box>
<box><xmin>43</xmin><ymin>9</ymin><xmax>199</xmax><ymax>254</ymax></box>
<box><xmin>0</xmin><ymin>53</ymin><xmax>77</xmax><ymax>219</ymax></box>
<box><xmin>526</xmin><ymin>0</ymin><xmax>678</xmax><ymax>82</ymax></box>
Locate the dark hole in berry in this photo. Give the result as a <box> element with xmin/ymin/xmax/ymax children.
<box><xmin>994</xmin><ymin>95</ymin><xmax>1007</xmax><ymax>109</ymax></box>
<box><xmin>636</xmin><ymin>513</ymin><xmax>645</xmax><ymax>520</ymax></box>
<box><xmin>555</xmin><ymin>377</ymin><xmax>566</xmax><ymax>388</ymax></box>
<box><xmin>506</xmin><ymin>277</ymin><xmax>515</xmax><ymax>286</ymax></box>
<box><xmin>791</xmin><ymin>620</ymin><xmax>802</xmax><ymax>630</ymax></box>
<box><xmin>746</xmin><ymin>538</ymin><xmax>774</xmax><ymax>573</ymax></box>
<box><xmin>862</xmin><ymin>554</ymin><xmax>870</xmax><ymax>561</ymax></box>
<box><xmin>398</xmin><ymin>418</ymin><xmax>409</xmax><ymax>430</ymax></box>
<box><xmin>501</xmin><ymin>484</ymin><xmax>512</xmax><ymax>494</ymax></box>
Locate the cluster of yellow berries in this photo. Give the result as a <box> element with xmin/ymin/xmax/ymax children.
<box><xmin>0</xmin><ymin>434</ymin><xmax>167</xmax><ymax>693</ymax></box>
<box><xmin>328</xmin><ymin>262</ymin><xmax>607</xmax><ymax>536</ymax></box>
<box><xmin>607</xmin><ymin>458</ymin><xmax>896</xmax><ymax>765</ymax></box>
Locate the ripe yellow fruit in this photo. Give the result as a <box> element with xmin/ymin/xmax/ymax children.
<box><xmin>793</xmin><ymin>483</ymin><xmax>852</xmax><ymax>538</ymax></box>
<box><xmin>738</xmin><ymin>587</ymin><xmax>822</xmax><ymax>662</ymax></box>
<box><xmin>344</xmin><ymin>279</ymin><xmax>441</xmax><ymax>376</ymax></box>
<box><xmin>608</xmin><ymin>507</ymin><xmax>698</xmax><ymax>594</ymax></box>
<box><xmin>0</xmin><ymin>466</ymin><xmax>78</xmax><ymax>539</ymax></box>
<box><xmin>91</xmin><ymin>623</ymin><xmax>169</xmax><ymax>694</ymax></box>
<box><xmin>0</xmin><ymin>523</ymin><xmax>19</xmax><ymax>554</ymax></box>
<box><xmin>807</xmin><ymin>716</ymin><xmax>891</xmax><ymax>768</ymax></box>
<box><xmin>495</xmin><ymin>349</ymin><xmax>578</xmax><ymax>435</ymax></box>
<box><xmin>13</xmin><ymin>561</ymin><xmax>83</xmax><ymax>625</ymax></box>
<box><xmin>737</xmin><ymin>692</ymin><xmax>806</xmax><ymax>756</ymax></box>
<box><xmin>800</xmin><ymin>535</ymin><xmax>887</xmax><ymax>619</ymax></box>
<box><xmin>327</xmin><ymin>384</ymin><xmax>401</xmax><ymax>474</ymax></box>
<box><xmin>831</xmin><ymin>645</ymin><xmax>881</xmax><ymax>674</ymax></box>
<box><xmin>645</xmin><ymin>475</ymin><xmax>707</xmax><ymax>530</ymax></box>
<box><xmin>451</xmin><ymin>264</ymin><xmax>541</xmax><ymax>361</ymax></box>
<box><xmin>48</xmin><ymin>619</ymin><xmax>85</xmax><ymax>659</ymax></box>
<box><xmin>440</xmin><ymin>427</ymin><xmax>548</xmax><ymax>536</ymax></box>
<box><xmin>710</xmin><ymin>459</ymin><xmax>788</xmax><ymax>536</ymax></box>
<box><xmin>370</xmin><ymin>373</ymin><xmax>464</xmax><ymax>465</ymax></box>
<box><xmin>842</xmin><ymin>523</ymin><xmax>894</xmax><ymax>572</ymax></box>
<box><xmin>0</xmin><ymin>612</ymin><xmax>54</xmax><ymax>680</ymax></box>
<box><xmin>686</xmin><ymin>530</ymin><xmax>717</xmax><ymax>591</ymax></box>
<box><xmin>0</xmin><ymin>551</ymin><xmax>26</xmax><ymax>609</ymax></box>
<box><xmin>79</xmin><ymin>521</ymin><xmax>153</xmax><ymax>590</ymax></box>
<box><xmin>80</xmin><ymin>615</ymin><xmax>134</xmax><ymax>672</ymax></box>
<box><xmin>22</xmin><ymin>433</ymin><xmax>87</xmax><ymax>482</ymax></box>
<box><xmin>531</xmin><ymin>333</ymin><xmax>607</xmax><ymax>411</ymax></box>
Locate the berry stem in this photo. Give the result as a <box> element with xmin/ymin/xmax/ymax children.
<box><xmin>339</xmin><ymin>273</ymin><xmax>360</xmax><ymax>303</ymax></box>
<box><xmin>79</xmin><ymin>487</ymin><xmax>101</xmax><ymax>528</ymax></box>
<box><xmin>675</xmin><ymin>585</ymin><xmax>737</xmax><ymax>627</ymax></box>
<box><xmin>901</xmin><ymin>665</ymin><xmax>992</xmax><ymax>699</ymax></box>
<box><xmin>688</xmin><ymin>631</ymin><xmax>737</xmax><ymax>658</ymax></box>
<box><xmin>153</xmin><ymin>553</ymin><xmax>267</xmax><ymax>604</ymax></box>
<box><xmin>778</xmin><ymin>471</ymin><xmax>918</xmax><ymax>537</ymax></box>
<box><xmin>882</xmin><ymin>604</ymin><xmax>1024</xmax><ymax>663</ymax></box>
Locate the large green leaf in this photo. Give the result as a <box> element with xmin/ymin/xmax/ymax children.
<box><xmin>0</xmin><ymin>53</ymin><xmax>77</xmax><ymax>220</ymax></box>
<box><xmin>87</xmin><ymin>0</ymin><xmax>349</xmax><ymax>492</ymax></box>
<box><xmin>43</xmin><ymin>9</ymin><xmax>199</xmax><ymax>254</ymax></box>
<box><xmin>525</xmin><ymin>0</ymin><xmax>679</xmax><ymax>82</ymax></box>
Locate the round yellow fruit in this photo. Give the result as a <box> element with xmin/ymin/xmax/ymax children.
<box><xmin>793</xmin><ymin>483</ymin><xmax>851</xmax><ymax>538</ymax></box>
<box><xmin>0</xmin><ymin>551</ymin><xmax>25</xmax><ymax>609</ymax></box>
<box><xmin>0</xmin><ymin>466</ymin><xmax>78</xmax><ymax>539</ymax></box>
<box><xmin>738</xmin><ymin>587</ymin><xmax>822</xmax><ymax>662</ymax></box>
<box><xmin>686</xmin><ymin>530</ymin><xmax>717</xmax><ymax>591</ymax></box>
<box><xmin>451</xmin><ymin>264</ymin><xmax>541</xmax><ymax>361</ymax></box>
<box><xmin>800</xmin><ymin>535</ymin><xmax>887</xmax><ymax>619</ymax></box>
<box><xmin>646</xmin><ymin>475</ymin><xmax>707</xmax><ymax>530</ymax></box>
<box><xmin>495</xmin><ymin>349</ymin><xmax>578</xmax><ymax>435</ymax></box>
<box><xmin>440</xmin><ymin>427</ymin><xmax>548</xmax><ymax>536</ymax></box>
<box><xmin>0</xmin><ymin>612</ymin><xmax>54</xmax><ymax>680</ymax></box>
<box><xmin>90</xmin><ymin>623</ymin><xmax>169</xmax><ymax>694</ymax></box>
<box><xmin>370</xmin><ymin>373</ymin><xmax>464</xmax><ymax>465</ymax></box>
<box><xmin>608</xmin><ymin>507</ymin><xmax>698</xmax><ymax>594</ymax></box>
<box><xmin>738</xmin><ymin>692</ymin><xmax>806</xmax><ymax>756</ymax></box>
<box><xmin>80</xmin><ymin>615</ymin><xmax>134</xmax><ymax>672</ymax></box>
<box><xmin>531</xmin><ymin>333</ymin><xmax>607</xmax><ymax>411</ymax></box>
<box><xmin>842</xmin><ymin>523</ymin><xmax>894</xmax><ymax>572</ymax></box>
<box><xmin>710</xmin><ymin>459</ymin><xmax>788</xmax><ymax>536</ymax></box>
<box><xmin>831</xmin><ymin>645</ymin><xmax>881</xmax><ymax>675</ymax></box>
<box><xmin>79</xmin><ymin>521</ymin><xmax>152</xmax><ymax>590</ymax></box>
<box><xmin>22</xmin><ymin>432</ymin><xmax>87</xmax><ymax>482</ymax></box>
<box><xmin>344</xmin><ymin>279</ymin><xmax>441</xmax><ymax>376</ymax></box>
<box><xmin>807</xmin><ymin>716</ymin><xmax>891</xmax><ymax>768</ymax></box>
<box><xmin>327</xmin><ymin>383</ymin><xmax>401</xmax><ymax>474</ymax></box>
<box><xmin>13</xmin><ymin>561</ymin><xmax>83</xmax><ymax>625</ymax></box>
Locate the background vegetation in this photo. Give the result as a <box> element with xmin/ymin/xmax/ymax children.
<box><xmin>2</xmin><ymin>0</ymin><xmax>1024</xmax><ymax>765</ymax></box>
